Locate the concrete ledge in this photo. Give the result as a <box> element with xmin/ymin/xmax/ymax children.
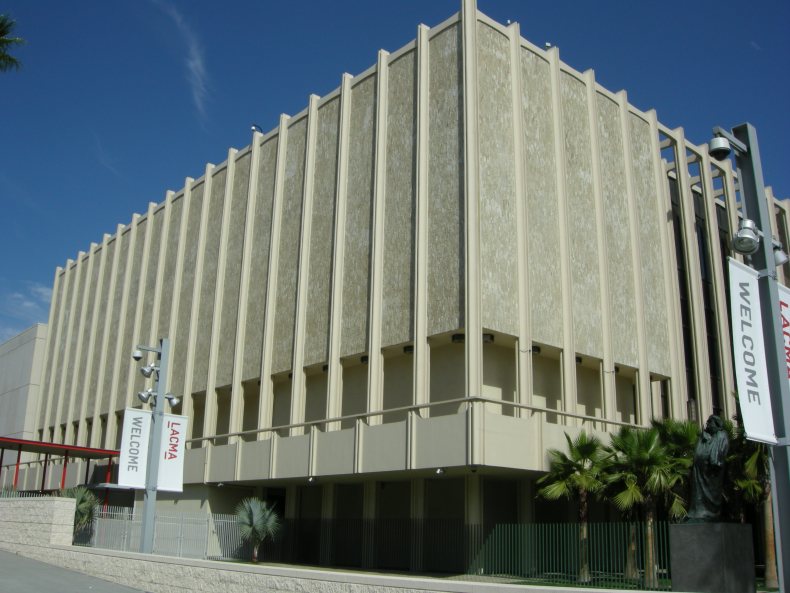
<box><xmin>0</xmin><ymin>540</ymin><xmax>647</xmax><ymax>593</ymax></box>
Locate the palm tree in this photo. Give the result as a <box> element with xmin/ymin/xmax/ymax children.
<box><xmin>59</xmin><ymin>486</ymin><xmax>98</xmax><ymax>535</ymax></box>
<box><xmin>537</xmin><ymin>430</ymin><xmax>608</xmax><ymax>583</ymax></box>
<box><xmin>235</xmin><ymin>497</ymin><xmax>281</xmax><ymax>563</ymax></box>
<box><xmin>651</xmin><ymin>417</ymin><xmax>699</xmax><ymax>519</ymax></box>
<box><xmin>0</xmin><ymin>14</ymin><xmax>24</xmax><ymax>72</ymax></box>
<box><xmin>606</xmin><ymin>426</ymin><xmax>686</xmax><ymax>588</ymax></box>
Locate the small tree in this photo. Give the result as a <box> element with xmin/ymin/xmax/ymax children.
<box><xmin>606</xmin><ymin>426</ymin><xmax>686</xmax><ymax>588</ymax></box>
<box><xmin>235</xmin><ymin>497</ymin><xmax>280</xmax><ymax>563</ymax></box>
<box><xmin>651</xmin><ymin>417</ymin><xmax>699</xmax><ymax>520</ymax></box>
<box><xmin>59</xmin><ymin>486</ymin><xmax>98</xmax><ymax>538</ymax></box>
<box><xmin>537</xmin><ymin>431</ymin><xmax>608</xmax><ymax>583</ymax></box>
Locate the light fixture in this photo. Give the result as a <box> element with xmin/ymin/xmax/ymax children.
<box><xmin>251</xmin><ymin>124</ymin><xmax>264</xmax><ymax>134</ymax></box>
<box><xmin>403</xmin><ymin>345</ymin><xmax>414</xmax><ymax>354</ymax></box>
<box><xmin>708</xmin><ymin>136</ymin><xmax>732</xmax><ymax>160</ymax></box>
<box><xmin>137</xmin><ymin>389</ymin><xmax>154</xmax><ymax>404</ymax></box>
<box><xmin>165</xmin><ymin>393</ymin><xmax>180</xmax><ymax>407</ymax></box>
<box><xmin>132</xmin><ymin>349</ymin><xmax>143</xmax><ymax>362</ymax></box>
<box><xmin>451</xmin><ymin>334</ymin><xmax>465</xmax><ymax>344</ymax></box>
<box><xmin>575</xmin><ymin>356</ymin><xmax>583</xmax><ymax>364</ymax></box>
<box><xmin>307</xmin><ymin>476</ymin><xmax>316</xmax><ymax>484</ymax></box>
<box><xmin>435</xmin><ymin>468</ymin><xmax>445</xmax><ymax>476</ymax></box>
<box><xmin>532</xmin><ymin>345</ymin><xmax>541</xmax><ymax>355</ymax></box>
<box><xmin>140</xmin><ymin>364</ymin><xmax>157</xmax><ymax>379</ymax></box>
<box><xmin>732</xmin><ymin>219</ymin><xmax>760</xmax><ymax>255</ymax></box>
<box><xmin>482</xmin><ymin>333</ymin><xmax>494</xmax><ymax>344</ymax></box>
<box><xmin>361</xmin><ymin>355</ymin><xmax>369</xmax><ymax>365</ymax></box>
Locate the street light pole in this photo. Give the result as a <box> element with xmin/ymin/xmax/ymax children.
<box><xmin>138</xmin><ymin>338</ymin><xmax>170</xmax><ymax>554</ymax></box>
<box><xmin>720</xmin><ymin>123</ymin><xmax>790</xmax><ymax>592</ymax></box>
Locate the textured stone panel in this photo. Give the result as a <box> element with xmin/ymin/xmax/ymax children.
<box><xmin>87</xmin><ymin>240</ymin><xmax>114</xmax><ymax>414</ymax></box>
<box><xmin>304</xmin><ymin>99</ymin><xmax>340</xmax><ymax>367</ymax></box>
<box><xmin>61</xmin><ymin>258</ymin><xmax>87</xmax><ymax>421</ymax></box>
<box><xmin>596</xmin><ymin>93</ymin><xmax>638</xmax><ymax>367</ymax></box>
<box><xmin>115</xmin><ymin>218</ymin><xmax>146</xmax><ymax>411</ymax></box>
<box><xmin>80</xmin><ymin>247</ymin><xmax>102</xmax><ymax>386</ymax></box>
<box><xmin>561</xmin><ymin>72</ymin><xmax>602</xmax><ymax>358</ymax></box>
<box><xmin>132</xmin><ymin>210</ymin><xmax>164</xmax><ymax>399</ymax></box>
<box><xmin>341</xmin><ymin>75</ymin><xmax>377</xmax><ymax>357</ymax></box>
<box><xmin>39</xmin><ymin>273</ymin><xmax>64</xmax><ymax>426</ymax></box>
<box><xmin>272</xmin><ymin>119</ymin><xmax>307</xmax><ymax>373</ymax></box>
<box><xmin>630</xmin><ymin>114</ymin><xmax>671</xmax><ymax>375</ymax></box>
<box><xmin>242</xmin><ymin>138</ymin><xmax>278</xmax><ymax>381</ymax></box>
<box><xmin>171</xmin><ymin>182</ymin><xmax>204</xmax><ymax>398</ymax></box>
<box><xmin>139</xmin><ymin>210</ymin><xmax>164</xmax><ymax>344</ymax></box>
<box><xmin>477</xmin><ymin>22</ymin><xmax>518</xmax><ymax>336</ymax></box>
<box><xmin>192</xmin><ymin>169</ymin><xmax>227</xmax><ymax>393</ymax></box>
<box><xmin>157</xmin><ymin>194</ymin><xmax>184</xmax><ymax>338</ymax></box>
<box><xmin>520</xmin><ymin>48</ymin><xmax>562</xmax><ymax>347</ymax></box>
<box><xmin>51</xmin><ymin>264</ymin><xmax>76</xmax><ymax>425</ymax></box>
<box><xmin>216</xmin><ymin>152</ymin><xmax>252</xmax><ymax>387</ymax></box>
<box><xmin>382</xmin><ymin>51</ymin><xmax>417</xmax><ymax>347</ymax></box>
<box><xmin>428</xmin><ymin>23</ymin><xmax>464</xmax><ymax>336</ymax></box>
<box><xmin>100</xmin><ymin>231</ymin><xmax>130</xmax><ymax>415</ymax></box>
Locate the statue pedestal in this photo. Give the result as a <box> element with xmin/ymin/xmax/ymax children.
<box><xmin>669</xmin><ymin>523</ymin><xmax>754</xmax><ymax>593</ymax></box>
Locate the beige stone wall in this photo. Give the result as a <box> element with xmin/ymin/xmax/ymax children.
<box><xmin>0</xmin><ymin>324</ymin><xmax>47</xmax><ymax>445</ymax></box>
<box><xmin>0</xmin><ymin>497</ymin><xmax>74</xmax><ymax>547</ymax></box>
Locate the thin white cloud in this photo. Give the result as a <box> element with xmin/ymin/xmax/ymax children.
<box><xmin>152</xmin><ymin>0</ymin><xmax>210</xmax><ymax>122</ymax></box>
<box><xmin>750</xmin><ymin>41</ymin><xmax>763</xmax><ymax>51</ymax></box>
<box><xmin>0</xmin><ymin>281</ymin><xmax>52</xmax><ymax>331</ymax></box>
<box><xmin>93</xmin><ymin>133</ymin><xmax>123</xmax><ymax>178</ymax></box>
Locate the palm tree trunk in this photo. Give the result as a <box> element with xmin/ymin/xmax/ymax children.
<box><xmin>624</xmin><ymin>523</ymin><xmax>638</xmax><ymax>581</ymax></box>
<box><xmin>252</xmin><ymin>543</ymin><xmax>259</xmax><ymax>563</ymax></box>
<box><xmin>764</xmin><ymin>492</ymin><xmax>778</xmax><ymax>589</ymax></box>
<box><xmin>578</xmin><ymin>490</ymin><xmax>591</xmax><ymax>583</ymax></box>
<box><xmin>644</xmin><ymin>506</ymin><xmax>658</xmax><ymax>590</ymax></box>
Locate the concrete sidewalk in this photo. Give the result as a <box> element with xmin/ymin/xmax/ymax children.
<box><xmin>0</xmin><ymin>549</ymin><xmax>150</xmax><ymax>593</ymax></box>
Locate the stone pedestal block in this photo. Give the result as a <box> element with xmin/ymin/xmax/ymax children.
<box><xmin>669</xmin><ymin>522</ymin><xmax>754</xmax><ymax>593</ymax></box>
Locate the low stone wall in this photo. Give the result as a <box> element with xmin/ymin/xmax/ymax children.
<box><xmin>0</xmin><ymin>496</ymin><xmax>75</xmax><ymax>547</ymax></box>
<box><xmin>0</xmin><ymin>497</ymin><xmax>628</xmax><ymax>593</ymax></box>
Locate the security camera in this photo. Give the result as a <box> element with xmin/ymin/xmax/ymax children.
<box><xmin>132</xmin><ymin>349</ymin><xmax>143</xmax><ymax>361</ymax></box>
<box><xmin>708</xmin><ymin>136</ymin><xmax>732</xmax><ymax>160</ymax></box>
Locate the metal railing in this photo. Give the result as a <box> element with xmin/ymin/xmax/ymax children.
<box><xmin>186</xmin><ymin>395</ymin><xmax>643</xmax><ymax>447</ymax></box>
<box><xmin>83</xmin><ymin>509</ymin><xmax>672</xmax><ymax>590</ymax></box>
<box><xmin>0</xmin><ymin>489</ymin><xmax>52</xmax><ymax>499</ymax></box>
<box><xmin>468</xmin><ymin>522</ymin><xmax>671</xmax><ymax>590</ymax></box>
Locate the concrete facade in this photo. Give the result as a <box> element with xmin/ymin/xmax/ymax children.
<box><xmin>0</xmin><ymin>324</ymin><xmax>48</xmax><ymax>465</ymax></box>
<box><xmin>4</xmin><ymin>0</ymin><xmax>789</xmax><ymax>573</ymax></box>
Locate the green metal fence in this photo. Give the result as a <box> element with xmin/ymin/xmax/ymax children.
<box><xmin>82</xmin><ymin>509</ymin><xmax>674</xmax><ymax>590</ymax></box>
<box><xmin>467</xmin><ymin>522</ymin><xmax>671</xmax><ymax>590</ymax></box>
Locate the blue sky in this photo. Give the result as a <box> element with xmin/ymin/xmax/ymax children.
<box><xmin>1</xmin><ymin>0</ymin><xmax>788</xmax><ymax>341</ymax></box>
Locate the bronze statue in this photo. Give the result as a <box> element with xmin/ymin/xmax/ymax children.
<box><xmin>687</xmin><ymin>415</ymin><xmax>729</xmax><ymax>522</ymax></box>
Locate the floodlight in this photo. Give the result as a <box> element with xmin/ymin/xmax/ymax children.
<box><xmin>732</xmin><ymin>219</ymin><xmax>760</xmax><ymax>255</ymax></box>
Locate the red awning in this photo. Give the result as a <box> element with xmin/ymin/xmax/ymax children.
<box><xmin>0</xmin><ymin>436</ymin><xmax>118</xmax><ymax>460</ymax></box>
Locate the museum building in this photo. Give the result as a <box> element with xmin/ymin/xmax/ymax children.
<box><xmin>2</xmin><ymin>0</ymin><xmax>788</xmax><ymax>571</ymax></box>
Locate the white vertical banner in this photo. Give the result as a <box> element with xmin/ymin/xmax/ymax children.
<box><xmin>118</xmin><ymin>408</ymin><xmax>152</xmax><ymax>488</ymax></box>
<box><xmin>157</xmin><ymin>413</ymin><xmax>188</xmax><ymax>492</ymax></box>
<box><xmin>728</xmin><ymin>258</ymin><xmax>777</xmax><ymax>444</ymax></box>
<box><xmin>777</xmin><ymin>282</ymin><xmax>790</xmax><ymax>396</ymax></box>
